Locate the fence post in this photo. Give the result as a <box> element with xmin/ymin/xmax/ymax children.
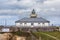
<box><xmin>39</xmin><ymin>37</ymin><xmax>41</xmax><ymax>40</ymax></box>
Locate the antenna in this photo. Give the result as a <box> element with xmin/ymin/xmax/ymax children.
<box><xmin>4</xmin><ymin>19</ymin><xmax>7</xmax><ymax>27</ymax></box>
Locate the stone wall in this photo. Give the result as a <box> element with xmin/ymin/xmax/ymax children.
<box><xmin>0</xmin><ymin>33</ymin><xmax>26</xmax><ymax>40</ymax></box>
<box><xmin>0</xmin><ymin>33</ymin><xmax>12</xmax><ymax>40</ymax></box>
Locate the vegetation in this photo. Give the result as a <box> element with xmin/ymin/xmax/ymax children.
<box><xmin>33</xmin><ymin>32</ymin><xmax>60</xmax><ymax>40</ymax></box>
<box><xmin>11</xmin><ymin>31</ymin><xmax>31</xmax><ymax>37</ymax></box>
<box><xmin>11</xmin><ymin>31</ymin><xmax>60</xmax><ymax>40</ymax></box>
<box><xmin>43</xmin><ymin>31</ymin><xmax>60</xmax><ymax>39</ymax></box>
<box><xmin>1</xmin><ymin>31</ymin><xmax>60</xmax><ymax>40</ymax></box>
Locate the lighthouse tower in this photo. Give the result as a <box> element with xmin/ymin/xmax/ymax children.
<box><xmin>30</xmin><ymin>9</ymin><xmax>37</xmax><ymax>18</ymax></box>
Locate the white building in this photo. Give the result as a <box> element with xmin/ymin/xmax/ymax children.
<box><xmin>15</xmin><ymin>9</ymin><xmax>50</xmax><ymax>27</ymax></box>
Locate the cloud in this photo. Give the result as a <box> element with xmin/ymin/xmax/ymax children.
<box><xmin>0</xmin><ymin>0</ymin><xmax>60</xmax><ymax>17</ymax></box>
<box><xmin>0</xmin><ymin>0</ymin><xmax>44</xmax><ymax>9</ymax></box>
<box><xmin>0</xmin><ymin>0</ymin><xmax>41</xmax><ymax>14</ymax></box>
<box><xmin>43</xmin><ymin>0</ymin><xmax>60</xmax><ymax>8</ymax></box>
<box><xmin>0</xmin><ymin>0</ymin><xmax>60</xmax><ymax>25</ymax></box>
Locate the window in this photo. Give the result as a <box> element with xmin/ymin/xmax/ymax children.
<box><xmin>31</xmin><ymin>23</ymin><xmax>33</xmax><ymax>25</ymax></box>
<box><xmin>25</xmin><ymin>23</ymin><xmax>26</xmax><ymax>24</ymax></box>
<box><xmin>43</xmin><ymin>23</ymin><xmax>44</xmax><ymax>24</ymax></box>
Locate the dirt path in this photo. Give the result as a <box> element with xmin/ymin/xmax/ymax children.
<box><xmin>41</xmin><ymin>32</ymin><xmax>59</xmax><ymax>40</ymax></box>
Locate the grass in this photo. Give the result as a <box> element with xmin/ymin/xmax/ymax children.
<box><xmin>43</xmin><ymin>31</ymin><xmax>60</xmax><ymax>39</ymax></box>
<box><xmin>11</xmin><ymin>31</ymin><xmax>56</xmax><ymax>40</ymax></box>
<box><xmin>33</xmin><ymin>31</ymin><xmax>60</xmax><ymax>40</ymax></box>
<box><xmin>9</xmin><ymin>31</ymin><xmax>60</xmax><ymax>40</ymax></box>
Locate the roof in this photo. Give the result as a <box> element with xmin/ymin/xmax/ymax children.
<box><xmin>15</xmin><ymin>17</ymin><xmax>50</xmax><ymax>23</ymax></box>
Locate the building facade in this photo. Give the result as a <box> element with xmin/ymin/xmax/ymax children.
<box><xmin>15</xmin><ymin>9</ymin><xmax>50</xmax><ymax>27</ymax></box>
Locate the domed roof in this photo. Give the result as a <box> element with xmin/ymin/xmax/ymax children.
<box><xmin>30</xmin><ymin>9</ymin><xmax>37</xmax><ymax>18</ymax></box>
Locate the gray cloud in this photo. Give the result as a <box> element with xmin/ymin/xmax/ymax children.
<box><xmin>0</xmin><ymin>0</ymin><xmax>60</xmax><ymax>25</ymax></box>
<box><xmin>0</xmin><ymin>0</ymin><xmax>60</xmax><ymax>17</ymax></box>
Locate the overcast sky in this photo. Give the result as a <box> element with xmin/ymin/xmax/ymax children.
<box><xmin>0</xmin><ymin>0</ymin><xmax>60</xmax><ymax>26</ymax></box>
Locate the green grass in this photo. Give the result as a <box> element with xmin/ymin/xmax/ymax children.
<box><xmin>43</xmin><ymin>31</ymin><xmax>60</xmax><ymax>39</ymax></box>
<box><xmin>33</xmin><ymin>32</ymin><xmax>60</xmax><ymax>40</ymax></box>
<box><xmin>11</xmin><ymin>31</ymin><xmax>60</xmax><ymax>40</ymax></box>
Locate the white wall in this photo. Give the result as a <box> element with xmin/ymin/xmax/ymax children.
<box><xmin>44</xmin><ymin>23</ymin><xmax>49</xmax><ymax>26</ymax></box>
<box><xmin>16</xmin><ymin>23</ymin><xmax>31</xmax><ymax>26</ymax></box>
<box><xmin>39</xmin><ymin>23</ymin><xmax>49</xmax><ymax>27</ymax></box>
<box><xmin>39</xmin><ymin>23</ymin><xmax>43</xmax><ymax>26</ymax></box>
<box><xmin>34</xmin><ymin>23</ymin><xmax>38</xmax><ymax>26</ymax></box>
<box><xmin>2</xmin><ymin>28</ymin><xmax>9</xmax><ymax>32</ymax></box>
<box><xmin>22</xmin><ymin>23</ymin><xmax>25</xmax><ymax>26</ymax></box>
<box><xmin>16</xmin><ymin>22</ymin><xmax>49</xmax><ymax>27</ymax></box>
<box><xmin>19</xmin><ymin>23</ymin><xmax>31</xmax><ymax>26</ymax></box>
<box><xmin>26</xmin><ymin>23</ymin><xmax>31</xmax><ymax>26</ymax></box>
<box><xmin>16</xmin><ymin>23</ymin><xmax>20</xmax><ymax>26</ymax></box>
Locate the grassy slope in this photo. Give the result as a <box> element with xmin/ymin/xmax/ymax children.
<box><xmin>11</xmin><ymin>31</ymin><xmax>60</xmax><ymax>40</ymax></box>
<box><xmin>43</xmin><ymin>32</ymin><xmax>60</xmax><ymax>39</ymax></box>
<box><xmin>33</xmin><ymin>32</ymin><xmax>60</xmax><ymax>40</ymax></box>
